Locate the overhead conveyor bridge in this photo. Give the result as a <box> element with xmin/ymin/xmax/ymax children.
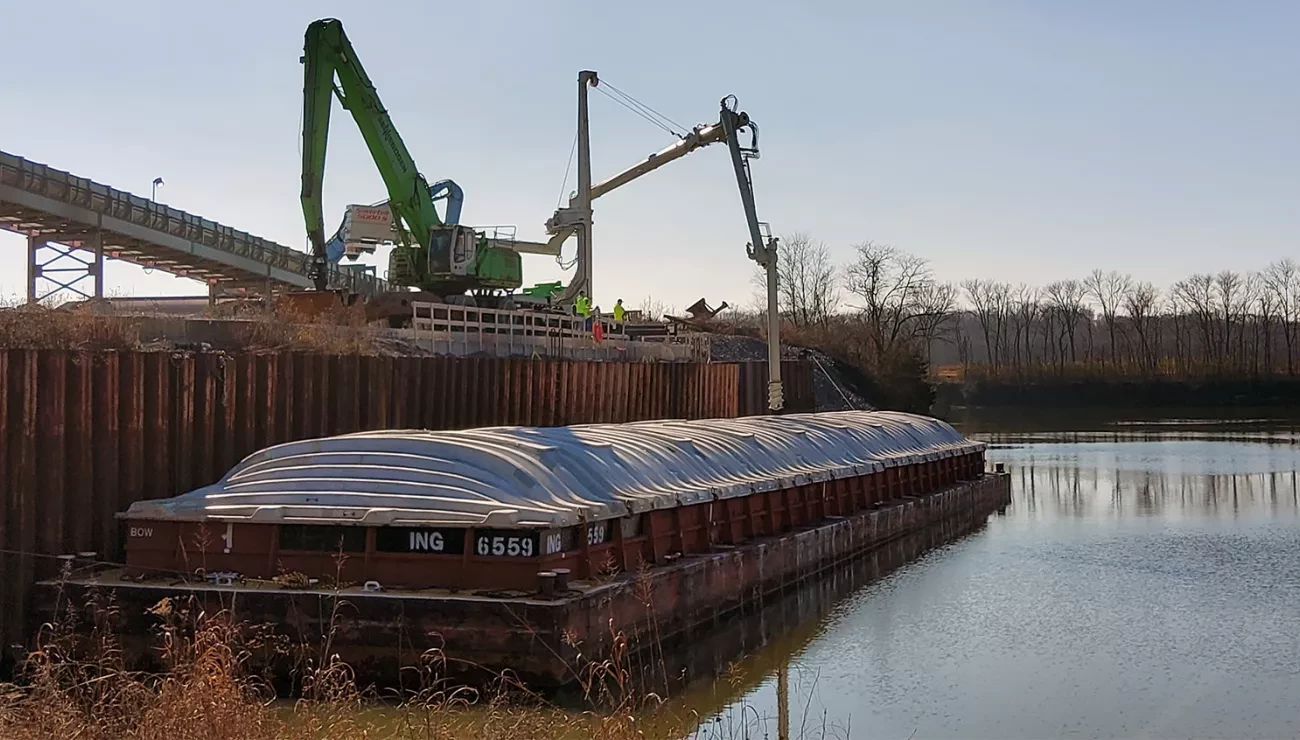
<box><xmin>0</xmin><ymin>150</ymin><xmax>390</xmax><ymax>301</ymax></box>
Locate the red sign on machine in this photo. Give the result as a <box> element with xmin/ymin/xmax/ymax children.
<box><xmin>350</xmin><ymin>206</ymin><xmax>390</xmax><ymax>222</ymax></box>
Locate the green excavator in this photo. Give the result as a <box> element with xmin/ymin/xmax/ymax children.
<box><xmin>300</xmin><ymin>18</ymin><xmax>552</xmax><ymax>304</ymax></box>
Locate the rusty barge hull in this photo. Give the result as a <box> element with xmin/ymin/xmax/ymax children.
<box><xmin>120</xmin><ymin>450</ymin><xmax>987</xmax><ymax>591</ymax></box>
<box><xmin>114</xmin><ymin>411</ymin><xmax>990</xmax><ymax>594</ymax></box>
<box><xmin>45</xmin><ymin>472</ymin><xmax>1010</xmax><ymax>687</ymax></box>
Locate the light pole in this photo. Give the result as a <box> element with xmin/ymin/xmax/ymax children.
<box><xmin>152</xmin><ymin>177</ymin><xmax>164</xmax><ymax>201</ymax></box>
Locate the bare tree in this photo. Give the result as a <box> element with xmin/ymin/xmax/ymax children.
<box><xmin>1040</xmin><ymin>300</ymin><xmax>1058</xmax><ymax>368</ymax></box>
<box><xmin>962</xmin><ymin>279</ymin><xmax>1006</xmax><ymax>369</ymax></box>
<box><xmin>1264</xmin><ymin>259</ymin><xmax>1300</xmax><ymax>374</ymax></box>
<box><xmin>957</xmin><ymin>331</ymin><xmax>973</xmax><ymax>372</ymax></box>
<box><xmin>751</xmin><ymin>232</ymin><xmax>839</xmax><ymax>326</ymax></box>
<box><xmin>1084</xmin><ymin>269</ymin><xmax>1133</xmax><ymax>367</ymax></box>
<box><xmin>1043</xmin><ymin>280</ymin><xmax>1087</xmax><ymax>365</ymax></box>
<box><xmin>1009</xmin><ymin>285</ymin><xmax>1042</xmax><ymax>373</ymax></box>
<box><xmin>990</xmin><ymin>282</ymin><xmax>1015</xmax><ymax>368</ymax></box>
<box><xmin>1216</xmin><ymin>270</ymin><xmax>1246</xmax><ymax>369</ymax></box>
<box><xmin>637</xmin><ymin>296</ymin><xmax>674</xmax><ymax>321</ymax></box>
<box><xmin>1123</xmin><ymin>281</ymin><xmax>1160</xmax><ymax>372</ymax></box>
<box><xmin>843</xmin><ymin>242</ymin><xmax>933</xmax><ymax>359</ymax></box>
<box><xmin>1249</xmin><ymin>273</ymin><xmax>1275</xmax><ymax>375</ymax></box>
<box><xmin>1172</xmin><ymin>274</ymin><xmax>1216</xmax><ymax>372</ymax></box>
<box><xmin>912</xmin><ymin>281</ymin><xmax>959</xmax><ymax>363</ymax></box>
<box><xmin>731</xmin><ymin>235</ymin><xmax>1300</xmax><ymax>385</ymax></box>
<box><xmin>1166</xmin><ymin>287</ymin><xmax>1190</xmax><ymax>372</ymax></box>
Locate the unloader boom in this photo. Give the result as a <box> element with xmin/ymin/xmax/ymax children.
<box><xmin>545</xmin><ymin>71</ymin><xmax>764</xmax><ymax>305</ymax></box>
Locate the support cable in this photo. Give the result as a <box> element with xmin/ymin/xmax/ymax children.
<box><xmin>593</xmin><ymin>85</ymin><xmax>677</xmax><ymax>136</ymax></box>
<box><xmin>600</xmin><ymin>79</ymin><xmax>690</xmax><ymax>136</ymax></box>
<box><xmin>556</xmin><ymin>129</ymin><xmax>578</xmax><ymax>208</ymax></box>
<box><xmin>554</xmin><ymin>128</ymin><xmax>580</xmax><ymax>270</ymax></box>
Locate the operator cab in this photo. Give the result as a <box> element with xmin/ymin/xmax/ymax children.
<box><xmin>431</xmin><ymin>224</ymin><xmax>478</xmax><ymax>275</ymax></box>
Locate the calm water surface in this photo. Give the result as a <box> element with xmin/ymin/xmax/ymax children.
<box><xmin>675</xmin><ymin>416</ymin><xmax>1300</xmax><ymax>739</ymax></box>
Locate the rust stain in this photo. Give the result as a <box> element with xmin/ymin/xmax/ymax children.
<box><xmin>36</xmin><ymin>352</ymin><xmax>66</xmax><ymax>582</ymax></box>
<box><xmin>8</xmin><ymin>352</ymin><xmax>38</xmax><ymax>652</ymax></box>
<box><xmin>68</xmin><ymin>354</ymin><xmax>93</xmax><ymax>556</ymax></box>
<box><xmin>92</xmin><ymin>353</ymin><xmax>120</xmax><ymax>565</ymax></box>
<box><xmin>0</xmin><ymin>352</ymin><xmax>9</xmax><ymax>653</ymax></box>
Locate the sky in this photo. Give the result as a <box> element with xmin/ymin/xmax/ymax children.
<box><xmin>2</xmin><ymin>0</ymin><xmax>1297</xmax><ymax>311</ymax></box>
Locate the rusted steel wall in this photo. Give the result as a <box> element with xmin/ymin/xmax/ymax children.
<box><xmin>737</xmin><ymin>360</ymin><xmax>816</xmax><ymax>415</ymax></box>
<box><xmin>0</xmin><ymin>349</ymin><xmax>741</xmax><ymax>653</ymax></box>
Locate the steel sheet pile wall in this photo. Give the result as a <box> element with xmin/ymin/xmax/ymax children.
<box><xmin>0</xmin><ymin>349</ymin><xmax>745</xmax><ymax>650</ymax></box>
<box><xmin>737</xmin><ymin>360</ymin><xmax>815</xmax><ymax>415</ymax></box>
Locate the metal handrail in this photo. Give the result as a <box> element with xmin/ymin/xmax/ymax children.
<box><xmin>412</xmin><ymin>302</ymin><xmax>634</xmax><ymax>340</ymax></box>
<box><xmin>1</xmin><ymin>150</ymin><xmax>389</xmax><ymax>296</ymax></box>
<box><xmin>409</xmin><ymin>302</ymin><xmax>709</xmax><ymax>360</ymax></box>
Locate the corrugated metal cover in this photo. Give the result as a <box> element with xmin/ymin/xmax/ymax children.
<box><xmin>123</xmin><ymin>411</ymin><xmax>984</xmax><ymax>529</ymax></box>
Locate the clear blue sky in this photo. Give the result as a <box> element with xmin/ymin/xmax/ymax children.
<box><xmin>2</xmin><ymin>0</ymin><xmax>1297</xmax><ymax>309</ymax></box>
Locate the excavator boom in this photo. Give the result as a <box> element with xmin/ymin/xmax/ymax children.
<box><xmin>301</xmin><ymin>19</ymin><xmax>444</xmax><ymax>287</ymax></box>
<box><xmin>299</xmin><ymin>18</ymin><xmax>524</xmax><ymax>294</ymax></box>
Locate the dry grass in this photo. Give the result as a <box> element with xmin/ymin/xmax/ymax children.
<box><xmin>0</xmin><ymin>303</ymin><xmax>147</xmax><ymax>350</ymax></box>
<box><xmin>0</xmin><ymin>570</ymin><xmax>847</xmax><ymax>740</ymax></box>
<box><xmin>223</xmin><ymin>301</ymin><xmax>378</xmax><ymax>355</ymax></box>
<box><xmin>0</xmin><ymin>298</ymin><xmax>386</xmax><ymax>355</ymax></box>
<box><xmin>0</xmin><ymin>592</ymin><xmax>648</xmax><ymax>739</ymax></box>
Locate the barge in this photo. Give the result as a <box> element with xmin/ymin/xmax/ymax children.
<box><xmin>44</xmin><ymin>411</ymin><xmax>1010</xmax><ymax>687</ymax></box>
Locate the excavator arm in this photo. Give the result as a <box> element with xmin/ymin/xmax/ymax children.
<box><xmin>299</xmin><ymin>18</ymin><xmax>444</xmax><ymax>288</ymax></box>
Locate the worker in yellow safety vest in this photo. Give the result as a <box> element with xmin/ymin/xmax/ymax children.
<box><xmin>573</xmin><ymin>290</ymin><xmax>590</xmax><ymax>318</ymax></box>
<box><xmin>613</xmin><ymin>298</ymin><xmax>625</xmax><ymax>323</ymax></box>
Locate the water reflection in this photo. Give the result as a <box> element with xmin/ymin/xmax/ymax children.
<box><xmin>993</xmin><ymin>437</ymin><xmax>1300</xmax><ymax>520</ymax></box>
<box><xmin>948</xmin><ymin>405</ymin><xmax>1300</xmax><ymax>436</ymax></box>
<box><xmin>683</xmin><ymin>423</ymin><xmax>1300</xmax><ymax>740</ymax></box>
<box><xmin>646</xmin><ymin>515</ymin><xmax>996</xmax><ymax>739</ymax></box>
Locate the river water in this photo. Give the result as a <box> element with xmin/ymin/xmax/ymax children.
<box><xmin>673</xmin><ymin>414</ymin><xmax>1300</xmax><ymax>739</ymax></box>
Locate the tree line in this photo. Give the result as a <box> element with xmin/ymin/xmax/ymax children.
<box><xmin>748</xmin><ymin>232</ymin><xmax>1300</xmax><ymax>382</ymax></box>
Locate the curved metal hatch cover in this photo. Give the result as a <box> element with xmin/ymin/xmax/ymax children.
<box><xmin>122</xmin><ymin>410</ymin><xmax>984</xmax><ymax>529</ymax></box>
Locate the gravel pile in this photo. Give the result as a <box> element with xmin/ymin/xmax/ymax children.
<box><xmin>795</xmin><ymin>347</ymin><xmax>876</xmax><ymax>412</ymax></box>
<box><xmin>703</xmin><ymin>333</ymin><xmax>875</xmax><ymax>411</ymax></box>
<box><xmin>706</xmin><ymin>332</ymin><xmax>804</xmax><ymax>362</ymax></box>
